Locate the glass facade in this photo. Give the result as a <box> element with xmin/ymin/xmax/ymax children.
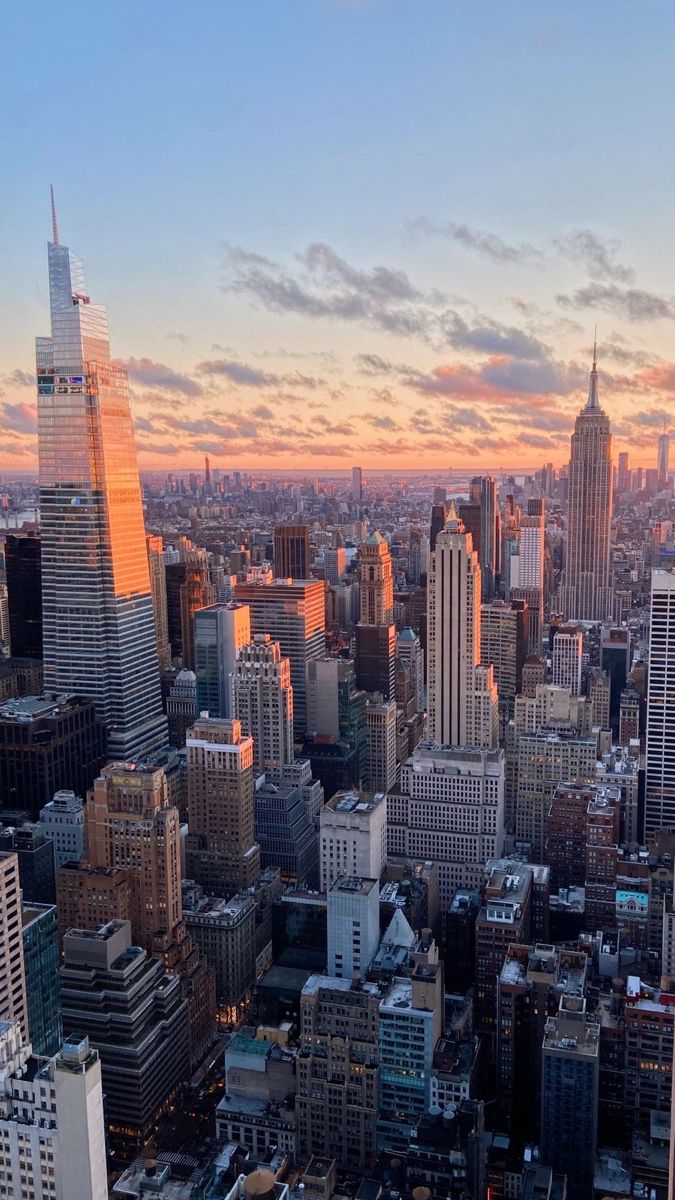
<box><xmin>37</xmin><ymin>235</ymin><xmax>167</xmax><ymax>759</ymax></box>
<box><xmin>22</xmin><ymin>903</ymin><xmax>62</xmax><ymax>1057</ymax></box>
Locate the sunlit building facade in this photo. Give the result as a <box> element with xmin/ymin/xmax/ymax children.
<box><xmin>36</xmin><ymin>200</ymin><xmax>166</xmax><ymax>759</ymax></box>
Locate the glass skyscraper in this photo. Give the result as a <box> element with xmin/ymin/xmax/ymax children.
<box><xmin>36</xmin><ymin>197</ymin><xmax>167</xmax><ymax>759</ymax></box>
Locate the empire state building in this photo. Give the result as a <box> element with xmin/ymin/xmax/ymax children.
<box><xmin>36</xmin><ymin>193</ymin><xmax>167</xmax><ymax>759</ymax></box>
<box><xmin>559</xmin><ymin>346</ymin><xmax>613</xmax><ymax>623</ymax></box>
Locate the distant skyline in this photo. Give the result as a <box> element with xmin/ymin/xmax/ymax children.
<box><xmin>3</xmin><ymin>1</ymin><xmax>675</xmax><ymax>471</ymax></box>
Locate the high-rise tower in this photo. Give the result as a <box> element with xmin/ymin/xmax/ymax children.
<box><xmin>559</xmin><ymin>347</ymin><xmax>613</xmax><ymax>622</ymax></box>
<box><xmin>36</xmin><ymin>195</ymin><xmax>166</xmax><ymax>759</ymax></box>
<box><xmin>658</xmin><ymin>430</ymin><xmax>670</xmax><ymax>488</ymax></box>
<box><xmin>427</xmin><ymin>504</ymin><xmax>497</xmax><ymax>747</ymax></box>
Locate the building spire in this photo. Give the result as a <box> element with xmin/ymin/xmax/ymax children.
<box><xmin>50</xmin><ymin>185</ymin><xmax>60</xmax><ymax>246</ymax></box>
<box><xmin>586</xmin><ymin>329</ymin><xmax>600</xmax><ymax>411</ymax></box>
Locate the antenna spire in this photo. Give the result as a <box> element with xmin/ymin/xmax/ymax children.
<box><xmin>592</xmin><ymin>324</ymin><xmax>597</xmax><ymax>371</ymax></box>
<box><xmin>50</xmin><ymin>185</ymin><xmax>60</xmax><ymax>245</ymax></box>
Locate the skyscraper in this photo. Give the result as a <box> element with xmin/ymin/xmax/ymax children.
<box><xmin>645</xmin><ymin>569</ymin><xmax>675</xmax><ymax>837</ymax></box>
<box><xmin>470</xmin><ymin>476</ymin><xmax>499</xmax><ymax>600</ymax></box>
<box><xmin>231</xmin><ymin>633</ymin><xmax>294</xmax><ymax>773</ymax></box>
<box><xmin>359</xmin><ymin>532</ymin><xmax>394</xmax><ymax>625</ymax></box>
<box><xmin>427</xmin><ymin>503</ymin><xmax>497</xmax><ymax>747</ymax></box>
<box><xmin>559</xmin><ymin>347</ymin><xmax>613</xmax><ymax>622</ymax></box>
<box><xmin>4</xmin><ymin>534</ymin><xmax>42</xmax><ymax>659</ymax></box>
<box><xmin>510</xmin><ymin>498</ymin><xmax>545</xmax><ymax>654</ymax></box>
<box><xmin>617</xmin><ymin>451</ymin><xmax>631</xmax><ymax>494</ymax></box>
<box><xmin>36</xmin><ymin>197</ymin><xmax>167</xmax><ymax>759</ymax></box>
<box><xmin>351</xmin><ymin>466</ymin><xmax>363</xmax><ymax>500</ymax></box>
<box><xmin>195</xmin><ymin>601</ymin><xmax>251</xmax><ymax>718</ymax></box>
<box><xmin>274</xmin><ymin>524</ymin><xmax>310</xmax><ymax>579</ymax></box>
<box><xmin>0</xmin><ymin>853</ymin><xmax>29</xmax><ymax>1043</ymax></box>
<box><xmin>658</xmin><ymin>430</ymin><xmax>670</xmax><ymax>488</ymax></box>
<box><xmin>146</xmin><ymin>535</ymin><xmax>172</xmax><ymax>670</ymax></box>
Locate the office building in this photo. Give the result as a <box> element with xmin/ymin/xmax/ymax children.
<box><xmin>0</xmin><ymin>853</ymin><xmax>28</xmax><ymax>1042</ymax></box>
<box><xmin>182</xmin><ymin>888</ymin><xmax>257</xmax><ymax>1021</ymax></box>
<box><xmin>559</xmin><ymin>348</ymin><xmax>613</xmax><ymax>621</ymax></box>
<box><xmin>0</xmin><ymin>825</ymin><xmax>56</xmax><ymax>905</ymax></box>
<box><xmin>4</xmin><ymin>534</ymin><xmax>42</xmax><ymax>660</ymax></box>
<box><xmin>355</xmin><ymin>622</ymin><xmax>396</xmax><ymax>701</ymax></box>
<box><xmin>254</xmin><ymin>775</ymin><xmax>318</xmax><ymax>884</ymax></box>
<box><xmin>166</xmin><ymin>667</ymin><xmax>197</xmax><ymax>748</ymax></box>
<box><xmin>587</xmin><ymin>666</ymin><xmax>610</xmax><ymax>728</ymax></box>
<box><xmin>552</xmin><ymin>623</ymin><xmax>583</xmax><ymax>695</ymax></box>
<box><xmin>327</xmin><ymin>874</ymin><xmax>380</xmax><ymax>979</ymax></box>
<box><xmin>365</xmin><ymin>694</ymin><xmax>397</xmax><ymax>793</ymax></box>
<box><xmin>0</xmin><ymin>1022</ymin><xmax>108</xmax><ymax>1200</ymax></box>
<box><xmin>541</xmin><ymin>997</ymin><xmax>600</xmax><ymax>1200</ymax></box>
<box><xmin>480</xmin><ymin>599</ymin><xmax>528</xmax><ymax>706</ymax></box>
<box><xmin>658</xmin><ymin>431</ymin><xmax>670</xmax><ymax>487</ymax></box>
<box><xmin>351</xmin><ymin>466</ymin><xmax>363</xmax><ymax>500</ymax></box>
<box><xmin>186</xmin><ymin>716</ymin><xmax>261</xmax><ymax>895</ymax></box>
<box><xmin>306</xmin><ymin>656</ymin><xmax>368</xmax><ymax>783</ymax></box>
<box><xmin>231</xmin><ymin>634</ymin><xmax>294</xmax><ymax>773</ymax></box>
<box><xmin>619</xmin><ymin>688</ymin><xmax>640</xmax><ymax>746</ymax></box>
<box><xmin>36</xmin><ymin>208</ymin><xmax>167</xmax><ymax>758</ymax></box>
<box><xmin>646</xmin><ymin>570</ymin><xmax>675</xmax><ymax>836</ymax></box>
<box><xmin>297</xmin><ymin>974</ymin><xmax>380</xmax><ymax>1171</ymax></box>
<box><xmin>378</xmin><ymin>961</ymin><xmax>443</xmax><ymax>1148</ymax></box>
<box><xmin>429</xmin><ymin>502</ymin><xmax>447</xmax><ymax>552</ymax></box>
<box><xmin>516</xmin><ymin>728</ymin><xmax>598</xmax><ymax>859</ymax></box>
<box><xmin>359</xmin><ymin>532</ymin><xmax>393</xmax><ymax>625</ymax></box>
<box><xmin>235</xmin><ymin>578</ymin><xmax>326</xmax><ymax>738</ymax></box>
<box><xmin>407</xmin><ymin>528</ymin><xmax>429</xmax><ymax>585</ymax></box>
<box><xmin>274</xmin><ymin>524</ymin><xmax>310</xmax><ymax>579</ymax></box>
<box><xmin>397</xmin><ymin>626</ymin><xmax>424</xmax><ymax>712</ymax></box>
<box><xmin>617</xmin><ymin>450</ymin><xmax>631</xmax><ymax>494</ymax></box>
<box><xmin>320</xmin><ymin>789</ymin><xmax>387</xmax><ymax>892</ymax></box>
<box><xmin>60</xmin><ymin>921</ymin><xmax>190</xmax><ymax>1148</ymax></box>
<box><xmin>83</xmin><ymin>760</ymin><xmax>183</xmax><ymax>953</ymax></box>
<box><xmin>600</xmin><ymin>626</ymin><xmax>631</xmax><ymax>728</ymax></box>
<box><xmin>388</xmin><ymin>744</ymin><xmax>505</xmax><ymax>903</ymax></box>
<box><xmin>427</xmin><ymin>504</ymin><xmax>498</xmax><ymax>747</ymax></box>
<box><xmin>22</xmin><ymin>902</ymin><xmax>62</xmax><ymax>1057</ymax></box>
<box><xmin>470</xmin><ymin>475</ymin><xmax>498</xmax><ymax>600</ymax></box>
<box><xmin>39</xmin><ymin>789</ymin><xmax>85</xmax><ymax>868</ymax></box>
<box><xmin>0</xmin><ymin>694</ymin><xmax>105</xmax><ymax>818</ymax></box>
<box><xmin>324</xmin><ymin>545</ymin><xmax>346</xmax><ymax>584</ymax></box>
<box><xmin>146</xmin><ymin>534</ymin><xmax>172</xmax><ymax>671</ymax></box>
<box><xmin>474</xmin><ymin>861</ymin><xmax>534</xmax><ymax>1037</ymax></box>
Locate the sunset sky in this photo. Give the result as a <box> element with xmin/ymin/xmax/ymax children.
<box><xmin>3</xmin><ymin>0</ymin><xmax>675</xmax><ymax>472</ymax></box>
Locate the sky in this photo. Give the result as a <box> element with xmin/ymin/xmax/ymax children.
<box><xmin>3</xmin><ymin>0</ymin><xmax>675</xmax><ymax>472</ymax></box>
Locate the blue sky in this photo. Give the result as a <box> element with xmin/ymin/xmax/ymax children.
<box><xmin>2</xmin><ymin>0</ymin><xmax>675</xmax><ymax>468</ymax></box>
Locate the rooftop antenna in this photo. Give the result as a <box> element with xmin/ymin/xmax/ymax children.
<box><xmin>50</xmin><ymin>185</ymin><xmax>60</xmax><ymax>246</ymax></box>
<box><xmin>592</xmin><ymin>324</ymin><xmax>597</xmax><ymax>371</ymax></box>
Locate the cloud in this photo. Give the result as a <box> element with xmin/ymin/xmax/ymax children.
<box><xmin>166</xmin><ymin>331</ymin><xmax>190</xmax><ymax>344</ymax></box>
<box><xmin>407</xmin><ymin>217</ymin><xmax>541</xmax><ymax>264</ymax></box>
<box><xmin>223</xmin><ymin>241</ymin><xmax>441</xmax><ymax>340</ymax></box>
<box><xmin>629</xmin><ymin>408</ymin><xmax>672</xmax><ymax>428</ymax></box>
<box><xmin>1</xmin><ymin>402</ymin><xmax>38</xmax><ymax>433</ymax></box>
<box><xmin>118</xmin><ymin>357</ymin><xmax>202</xmax><ymax>396</ymax></box>
<box><xmin>5</xmin><ymin>369</ymin><xmax>34</xmax><ymax>388</ymax></box>
<box><xmin>364</xmin><ymin>413</ymin><xmax>401</xmax><ymax>431</ymax></box>
<box><xmin>556</xmin><ymin>283</ymin><xmax>675</xmax><ymax>322</ymax></box>
<box><xmin>197</xmin><ymin>358</ymin><xmax>279</xmax><ymax>387</ymax></box>
<box><xmin>554</xmin><ymin>228</ymin><xmax>634</xmax><ymax>284</ymax></box>
<box><xmin>251</xmin><ymin>404</ymin><xmax>275</xmax><ymax>420</ymax></box>
<box><xmin>443</xmin><ymin>312</ymin><xmax>549</xmax><ymax>360</ymax></box>
<box><xmin>410</xmin><ymin>354</ymin><xmax>583</xmax><ymax>402</ymax></box>
<box><xmin>443</xmin><ymin>407</ymin><xmax>493</xmax><ymax>433</ymax></box>
<box><xmin>631</xmin><ymin>363</ymin><xmax>675</xmax><ymax>393</ymax></box>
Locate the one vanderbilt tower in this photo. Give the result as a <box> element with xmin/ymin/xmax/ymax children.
<box><xmin>36</xmin><ymin>192</ymin><xmax>167</xmax><ymax>758</ymax></box>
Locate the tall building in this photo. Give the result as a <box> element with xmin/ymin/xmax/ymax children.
<box><xmin>166</xmin><ymin>667</ymin><xmax>197</xmax><ymax>747</ymax></box>
<box><xmin>186</xmin><ymin>716</ymin><xmax>261</xmax><ymax>895</ymax></box>
<box><xmin>617</xmin><ymin>450</ymin><xmax>631</xmax><ymax>494</ymax></box>
<box><xmin>60</xmin><ymin>921</ymin><xmax>189</xmax><ymax>1150</ymax></box>
<box><xmin>274</xmin><ymin>524</ymin><xmax>310</xmax><ymax>579</ymax></box>
<box><xmin>645</xmin><ymin>569</ymin><xmax>675</xmax><ymax>836</ymax></box>
<box><xmin>0</xmin><ymin>694</ymin><xmax>105</xmax><ymax>817</ymax></box>
<box><xmin>658</xmin><ymin>430</ymin><xmax>670</xmax><ymax>487</ymax></box>
<box><xmin>365</xmin><ymin>695</ymin><xmax>397</xmax><ymax>793</ymax></box>
<box><xmin>407</xmin><ymin>528</ymin><xmax>429</xmax><ymax>585</ymax></box>
<box><xmin>39</xmin><ymin>788</ymin><xmax>85</xmax><ymax>868</ymax></box>
<box><xmin>355</xmin><ymin>623</ymin><xmax>396</xmax><ymax>701</ymax></box>
<box><xmin>84</xmin><ymin>761</ymin><xmax>183</xmax><ymax>952</ymax></box>
<box><xmin>600</xmin><ymin>626</ymin><xmax>631</xmax><ymax>729</ymax></box>
<box><xmin>235</xmin><ymin>579</ymin><xmax>326</xmax><ymax>738</ymax></box>
<box><xmin>254</xmin><ymin>776</ymin><xmax>318</xmax><ymax>884</ymax></box>
<box><xmin>427</xmin><ymin>504</ymin><xmax>497</xmax><ymax>748</ymax></box>
<box><xmin>510</xmin><ymin>499</ymin><xmax>545</xmax><ymax>653</ymax></box>
<box><xmin>22</xmin><ymin>901</ymin><xmax>62</xmax><ymax>1057</ymax></box>
<box><xmin>146</xmin><ymin>535</ymin><xmax>172</xmax><ymax>670</ymax></box>
<box><xmin>397</xmin><ymin>627</ymin><xmax>424</xmax><ymax>712</ymax></box>
<box><xmin>4</xmin><ymin>534</ymin><xmax>42</xmax><ymax>660</ymax></box>
<box><xmin>480</xmin><ymin>599</ymin><xmax>528</xmax><ymax>707</ymax></box>
<box><xmin>516</xmin><ymin>728</ymin><xmax>598</xmax><ymax>859</ymax></box>
<box><xmin>179</xmin><ymin>558</ymin><xmax>217</xmax><ymax>670</ymax></box>
<box><xmin>0</xmin><ymin>825</ymin><xmax>56</xmax><ymax>905</ymax></box>
<box><xmin>471</xmin><ymin>476</ymin><xmax>498</xmax><ymax>600</ymax></box>
<box><xmin>559</xmin><ymin>348</ymin><xmax>613</xmax><ymax>622</ymax></box>
<box><xmin>541</xmin><ymin>997</ymin><xmax>600</xmax><ymax>1200</ymax></box>
<box><xmin>359</xmin><ymin>532</ymin><xmax>394</xmax><ymax>625</ymax></box>
<box><xmin>0</xmin><ymin>853</ymin><xmax>28</xmax><ymax>1042</ymax></box>
<box><xmin>351</xmin><ymin>466</ymin><xmax>363</xmax><ymax>500</ymax></box>
<box><xmin>231</xmin><ymin>634</ymin><xmax>294</xmax><ymax>774</ymax></box>
<box><xmin>0</xmin><ymin>1023</ymin><xmax>108</xmax><ymax>1200</ymax></box>
<box><xmin>195</xmin><ymin>602</ymin><xmax>251</xmax><ymax>719</ymax></box>
<box><xmin>552</xmin><ymin>623</ymin><xmax>583</xmax><ymax>695</ymax></box>
<box><xmin>429</xmin><ymin>502</ymin><xmax>447</xmax><ymax>552</ymax></box>
<box><xmin>320</xmin><ymin>789</ymin><xmax>387</xmax><ymax>892</ymax></box>
<box><xmin>327</xmin><ymin>875</ymin><xmax>380</xmax><ymax>979</ymax></box>
<box><xmin>388</xmin><ymin>744</ymin><xmax>505</xmax><ymax>903</ymax></box>
<box><xmin>36</xmin><ymin>205</ymin><xmax>167</xmax><ymax>759</ymax></box>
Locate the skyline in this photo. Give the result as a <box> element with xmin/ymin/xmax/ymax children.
<box><xmin>4</xmin><ymin>2</ymin><xmax>675</xmax><ymax>470</ymax></box>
